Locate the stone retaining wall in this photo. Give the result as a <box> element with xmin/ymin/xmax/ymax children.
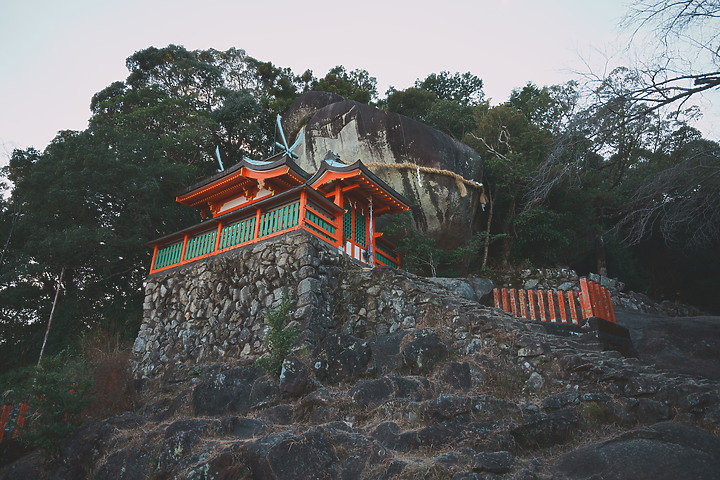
<box><xmin>132</xmin><ymin>230</ymin><xmax>465</xmax><ymax>379</ymax></box>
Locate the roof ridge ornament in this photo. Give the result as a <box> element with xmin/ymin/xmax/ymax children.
<box><xmin>274</xmin><ymin>114</ymin><xmax>304</xmax><ymax>159</ymax></box>
<box><xmin>215</xmin><ymin>146</ymin><xmax>225</xmax><ymax>172</ymax></box>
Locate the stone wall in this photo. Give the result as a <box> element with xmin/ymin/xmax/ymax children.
<box><xmin>132</xmin><ymin>230</ymin><xmax>465</xmax><ymax>379</ymax></box>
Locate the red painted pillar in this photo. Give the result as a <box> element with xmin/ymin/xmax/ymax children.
<box><xmin>528</xmin><ymin>290</ymin><xmax>538</xmax><ymax>321</ymax></box>
<box><xmin>501</xmin><ymin>288</ymin><xmax>509</xmax><ymax>312</ymax></box>
<box><xmin>493</xmin><ymin>288</ymin><xmax>500</xmax><ymax>309</ymax></box>
<box><xmin>299</xmin><ymin>189</ymin><xmax>308</xmax><ymax>227</ymax></box>
<box><xmin>150</xmin><ymin>244</ymin><xmax>159</xmax><ymax>272</ymax></box>
<box><xmin>510</xmin><ymin>289</ymin><xmax>518</xmax><ymax>316</ymax></box>
<box><xmin>253</xmin><ymin>206</ymin><xmax>262</xmax><ymax>240</ymax></box>
<box><xmin>179</xmin><ymin>234</ymin><xmax>189</xmax><ymax>264</ymax></box>
<box><xmin>214</xmin><ymin>221</ymin><xmax>223</xmax><ymax>252</ymax></box>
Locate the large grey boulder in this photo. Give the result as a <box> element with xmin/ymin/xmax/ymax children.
<box><xmin>283</xmin><ymin>92</ymin><xmax>484</xmax><ymax>248</ymax></box>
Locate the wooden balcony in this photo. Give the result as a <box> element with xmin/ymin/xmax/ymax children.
<box><xmin>149</xmin><ymin>185</ymin><xmax>401</xmax><ymax>274</ymax></box>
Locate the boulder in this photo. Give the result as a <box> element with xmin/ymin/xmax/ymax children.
<box><xmin>426</xmin><ymin>277</ymin><xmax>478</xmax><ymax>301</ymax></box>
<box><xmin>401</xmin><ymin>329</ymin><xmax>449</xmax><ymax>374</ymax></box>
<box><xmin>312</xmin><ymin>333</ymin><xmax>371</xmax><ymax>383</ymax></box>
<box><xmin>283</xmin><ymin>92</ymin><xmax>484</xmax><ymax>248</ymax></box>
<box><xmin>553</xmin><ymin>422</ymin><xmax>720</xmax><ymax>480</ymax></box>
<box><xmin>191</xmin><ymin>365</ymin><xmax>278</xmax><ymax>415</ymax></box>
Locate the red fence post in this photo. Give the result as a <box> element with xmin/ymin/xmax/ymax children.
<box><xmin>605</xmin><ymin>287</ymin><xmax>617</xmax><ymax>323</ymax></box>
<box><xmin>510</xmin><ymin>289</ymin><xmax>518</xmax><ymax>316</ymax></box>
<box><xmin>528</xmin><ymin>290</ymin><xmax>538</xmax><ymax>321</ymax></box>
<box><xmin>592</xmin><ymin>282</ymin><xmax>604</xmax><ymax>320</ymax></box>
<box><xmin>537</xmin><ymin>289</ymin><xmax>547</xmax><ymax>322</ymax></box>
<box><xmin>547</xmin><ymin>290</ymin><xmax>557</xmax><ymax>322</ymax></box>
<box><xmin>501</xmin><ymin>288</ymin><xmax>509</xmax><ymax>312</ymax></box>
<box><xmin>12</xmin><ymin>403</ymin><xmax>29</xmax><ymax>439</ymax></box>
<box><xmin>579</xmin><ymin>278</ymin><xmax>594</xmax><ymax>319</ymax></box>
<box><xmin>519</xmin><ymin>289</ymin><xmax>527</xmax><ymax>318</ymax></box>
<box><xmin>0</xmin><ymin>404</ymin><xmax>10</xmax><ymax>443</ymax></box>
<box><xmin>557</xmin><ymin>291</ymin><xmax>568</xmax><ymax>323</ymax></box>
<box><xmin>567</xmin><ymin>290</ymin><xmax>579</xmax><ymax>324</ymax></box>
<box><xmin>493</xmin><ymin>288</ymin><xmax>500</xmax><ymax>309</ymax></box>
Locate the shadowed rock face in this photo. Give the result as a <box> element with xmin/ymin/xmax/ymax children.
<box><xmin>283</xmin><ymin>91</ymin><xmax>485</xmax><ymax>248</ymax></box>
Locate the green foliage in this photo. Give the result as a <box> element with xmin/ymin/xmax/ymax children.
<box><xmin>0</xmin><ymin>45</ymin><xmax>308</xmax><ymax>372</ymax></box>
<box><xmin>424</xmin><ymin>99</ymin><xmax>476</xmax><ymax>139</ymax></box>
<box><xmin>415</xmin><ymin>71</ymin><xmax>484</xmax><ymax>105</ymax></box>
<box><xmin>0</xmin><ymin>354</ymin><xmax>95</xmax><ymax>456</ymax></box>
<box><xmin>385</xmin><ymin>87</ymin><xmax>438</xmax><ymax>121</ymax></box>
<box><xmin>312</xmin><ymin>66</ymin><xmax>378</xmax><ymax>103</ymax></box>
<box><xmin>256</xmin><ymin>298</ymin><xmax>299</xmax><ymax>377</ymax></box>
<box><xmin>383</xmin><ymin>212</ymin><xmax>469</xmax><ymax>276</ymax></box>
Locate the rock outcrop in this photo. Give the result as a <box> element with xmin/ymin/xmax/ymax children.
<box><xmin>282</xmin><ymin>92</ymin><xmax>485</xmax><ymax>248</ymax></box>
<box><xmin>4</xmin><ymin>234</ymin><xmax>720</xmax><ymax>479</ymax></box>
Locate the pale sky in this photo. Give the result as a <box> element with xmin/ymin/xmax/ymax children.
<box><xmin>1</xmin><ymin>0</ymin><xmax>717</xmax><ymax>166</ymax></box>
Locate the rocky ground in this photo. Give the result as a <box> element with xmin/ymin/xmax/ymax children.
<box><xmin>3</xmin><ymin>270</ymin><xmax>720</xmax><ymax>480</ymax></box>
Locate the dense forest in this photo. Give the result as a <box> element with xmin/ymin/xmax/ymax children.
<box><xmin>1</xmin><ymin>2</ymin><xmax>720</xmax><ymax>382</ymax></box>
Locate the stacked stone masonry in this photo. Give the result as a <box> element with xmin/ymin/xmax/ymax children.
<box><xmin>133</xmin><ymin>231</ymin><xmax>457</xmax><ymax>379</ymax></box>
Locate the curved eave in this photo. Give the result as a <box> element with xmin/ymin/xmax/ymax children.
<box><xmin>177</xmin><ymin>154</ymin><xmax>310</xmax><ymax>208</ymax></box>
<box><xmin>308</xmin><ymin>160</ymin><xmax>411</xmax><ymax>213</ymax></box>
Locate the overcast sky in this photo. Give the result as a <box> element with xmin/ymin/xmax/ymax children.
<box><xmin>1</xmin><ymin>0</ymin><xmax>717</xmax><ymax>166</ymax></box>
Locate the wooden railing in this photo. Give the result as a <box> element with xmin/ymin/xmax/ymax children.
<box><xmin>492</xmin><ymin>277</ymin><xmax>616</xmax><ymax>324</ymax></box>
<box><xmin>375</xmin><ymin>238</ymin><xmax>401</xmax><ymax>268</ymax></box>
<box><xmin>0</xmin><ymin>403</ymin><xmax>29</xmax><ymax>443</ymax></box>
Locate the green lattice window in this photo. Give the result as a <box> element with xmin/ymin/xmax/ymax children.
<box><xmin>343</xmin><ymin>208</ymin><xmax>352</xmax><ymax>240</ymax></box>
<box><xmin>354</xmin><ymin>212</ymin><xmax>366</xmax><ymax>246</ymax></box>
<box><xmin>342</xmin><ymin>204</ymin><xmax>367</xmax><ymax>247</ymax></box>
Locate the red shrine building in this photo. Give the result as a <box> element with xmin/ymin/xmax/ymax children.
<box><xmin>148</xmin><ymin>153</ymin><xmax>410</xmax><ymax>274</ymax></box>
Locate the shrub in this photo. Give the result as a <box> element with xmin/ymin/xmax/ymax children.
<box><xmin>256</xmin><ymin>298</ymin><xmax>298</xmax><ymax>376</ymax></box>
<box><xmin>0</xmin><ymin>353</ymin><xmax>95</xmax><ymax>456</ymax></box>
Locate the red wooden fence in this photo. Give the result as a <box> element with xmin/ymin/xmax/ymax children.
<box><xmin>0</xmin><ymin>403</ymin><xmax>29</xmax><ymax>443</ymax></box>
<box><xmin>493</xmin><ymin>277</ymin><xmax>616</xmax><ymax>324</ymax></box>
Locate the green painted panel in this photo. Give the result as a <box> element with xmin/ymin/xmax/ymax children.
<box><xmin>259</xmin><ymin>202</ymin><xmax>299</xmax><ymax>237</ymax></box>
<box><xmin>154</xmin><ymin>241</ymin><xmax>183</xmax><ymax>269</ymax></box>
<box><xmin>220</xmin><ymin>217</ymin><xmax>255</xmax><ymax>249</ymax></box>
<box><xmin>375</xmin><ymin>250</ymin><xmax>399</xmax><ymax>269</ymax></box>
<box><xmin>306</xmin><ymin>209</ymin><xmax>336</xmax><ymax>234</ymax></box>
<box><xmin>185</xmin><ymin>230</ymin><xmax>217</xmax><ymax>260</ymax></box>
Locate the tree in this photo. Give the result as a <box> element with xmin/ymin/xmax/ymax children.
<box><xmin>616</xmin><ymin>137</ymin><xmax>720</xmax><ymax>248</ymax></box>
<box><xmin>415</xmin><ymin>71</ymin><xmax>485</xmax><ymax>105</ymax></box>
<box><xmin>588</xmin><ymin>1</ymin><xmax>720</xmax><ymax>122</ymax></box>
<box><xmin>312</xmin><ymin>66</ymin><xmax>378</xmax><ymax>103</ymax></box>
<box><xmin>385</xmin><ymin>87</ymin><xmax>438</xmax><ymax>122</ymax></box>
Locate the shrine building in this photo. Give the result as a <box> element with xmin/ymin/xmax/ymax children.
<box><xmin>148</xmin><ymin>152</ymin><xmax>410</xmax><ymax>274</ymax></box>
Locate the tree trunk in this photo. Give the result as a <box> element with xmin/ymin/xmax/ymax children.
<box><xmin>499</xmin><ymin>194</ymin><xmax>517</xmax><ymax>268</ymax></box>
<box><xmin>481</xmin><ymin>187</ymin><xmax>494</xmax><ymax>270</ymax></box>
<box><xmin>595</xmin><ymin>234</ymin><xmax>608</xmax><ymax>276</ymax></box>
